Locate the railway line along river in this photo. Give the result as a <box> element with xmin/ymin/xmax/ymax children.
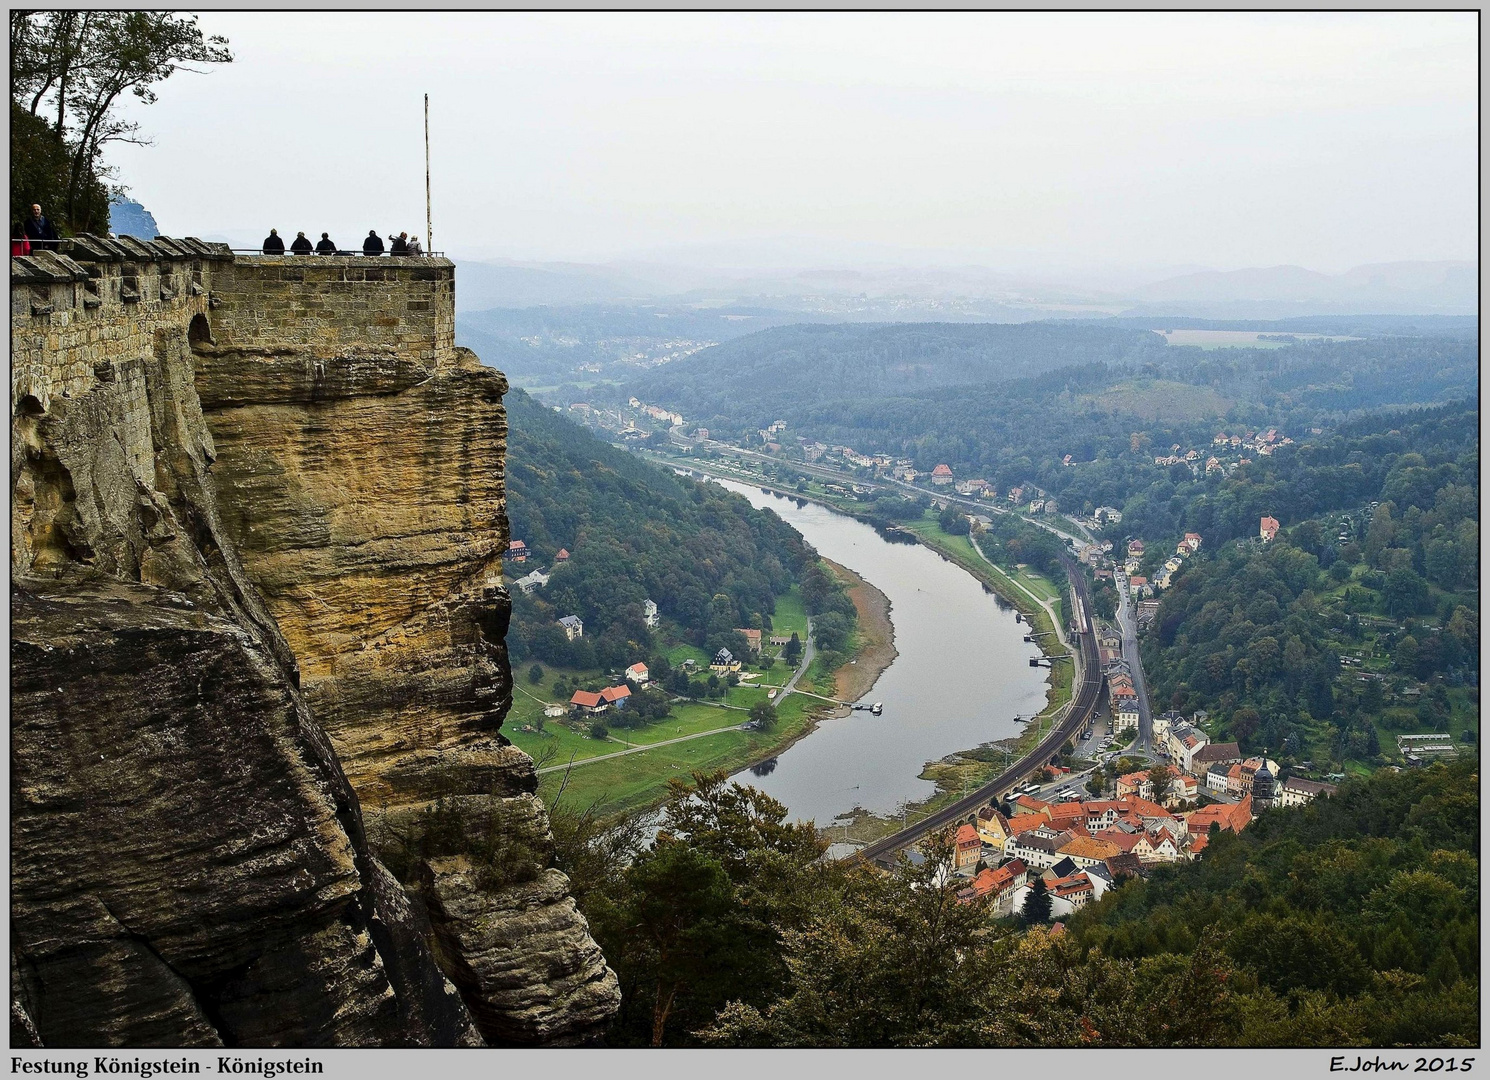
<box><xmin>710</xmin><ymin>478</ymin><xmax>1050</xmax><ymax>826</ymax></box>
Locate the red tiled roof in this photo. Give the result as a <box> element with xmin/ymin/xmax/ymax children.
<box><xmin>955</xmin><ymin>824</ymin><xmax>980</xmax><ymax>846</ymax></box>
<box><xmin>556</xmin><ymin>548</ymin><xmax>570</xmax><ymax>559</ymax></box>
<box><xmin>600</xmin><ymin>685</ymin><xmax>631</xmax><ymax>703</ymax></box>
<box><xmin>569</xmin><ymin>690</ymin><xmax>603</xmax><ymax>708</ymax></box>
<box><xmin>1007</xmin><ymin>815</ymin><xmax>1050</xmax><ymax>837</ymax></box>
<box><xmin>932</xmin><ymin>464</ymin><xmax>953</xmax><ymax>476</ymax></box>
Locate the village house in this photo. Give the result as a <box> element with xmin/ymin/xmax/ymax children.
<box><xmin>711</xmin><ymin>648</ymin><xmax>740</xmax><ymax>673</ymax></box>
<box><xmin>1276</xmin><ymin>776</ymin><xmax>1339</xmax><ymax>808</ymax></box>
<box><xmin>554</xmin><ymin>548</ymin><xmax>569</xmax><ymax>564</ymax></box>
<box><xmin>1189</xmin><ymin>741</ymin><xmax>1242</xmax><ymax>779</ymax></box>
<box><xmin>1115</xmin><ymin>770</ymin><xmax>1155</xmax><ymax>801</ymax></box>
<box><xmin>624</xmin><ymin>662</ymin><xmax>650</xmax><ymax>686</ymax></box>
<box><xmin>1127</xmin><ymin>539</ymin><xmax>1144</xmax><ymax>557</ymax></box>
<box><xmin>1183</xmin><ymin>532</ymin><xmax>1202</xmax><ymax>552</ymax></box>
<box><xmin>1045</xmin><ymin>873</ymin><xmax>1096</xmax><ymax>915</ymax></box>
<box><xmin>954</xmin><ymin>824</ymin><xmax>982</xmax><ymax>873</ymax></box>
<box><xmin>931</xmin><ymin>464</ymin><xmax>955</xmax><ymax>486</ymax></box>
<box><xmin>1094</xmin><ymin>506</ymin><xmax>1122</xmax><ymax>525</ymax></box>
<box><xmin>1057</xmin><ymin>835</ymin><xmax>1123</xmax><ymax>869</ymax></box>
<box><xmin>507</xmin><ymin>539</ymin><xmax>529</xmax><ymax>564</ymax></box>
<box><xmin>734</xmin><ymin>628</ymin><xmax>763</xmax><ymax>653</ymax></box>
<box><xmin>1259</xmin><ymin>516</ymin><xmax>1280</xmax><ymax>543</ymax></box>
<box><xmin>601</xmin><ymin>685</ymin><xmax>631</xmax><ymax>709</ymax></box>
<box><xmin>514</xmin><ymin>569</ymin><xmax>550</xmax><ymax>595</ymax></box>
<box><xmin>643</xmin><ymin>599</ymin><xmax>659</xmax><ymax>628</ymax></box>
<box><xmin>975</xmin><ymin>806</ymin><xmax>1013</xmax><ymax>849</ymax></box>
<box><xmin>1005</xmin><ymin>826</ymin><xmax>1074</xmax><ymax>870</ymax></box>
<box><xmin>769</xmin><ymin>633</ymin><xmax>792</xmax><ymax>647</ymax></box>
<box><xmin>1113</xmin><ymin>699</ymin><xmax>1140</xmax><ymax>733</ymax></box>
<box><xmin>569</xmin><ymin>690</ymin><xmax>606</xmax><ymax>715</ymax></box>
<box><xmin>558</xmin><ymin>615</ymin><xmax>584</xmax><ymax>640</ymax></box>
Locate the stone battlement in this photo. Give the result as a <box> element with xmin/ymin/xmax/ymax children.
<box><xmin>11</xmin><ymin>236</ymin><xmax>456</xmax><ymax>416</ymax></box>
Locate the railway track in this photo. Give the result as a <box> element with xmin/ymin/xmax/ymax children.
<box><xmin>851</xmin><ymin>554</ymin><xmax>1102</xmax><ymax>867</ymax></box>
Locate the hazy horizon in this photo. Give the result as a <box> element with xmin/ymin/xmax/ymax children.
<box><xmin>105</xmin><ymin>12</ymin><xmax>1476</xmax><ymax>278</ymax></box>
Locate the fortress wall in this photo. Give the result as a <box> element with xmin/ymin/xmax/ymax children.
<box><xmin>208</xmin><ymin>255</ymin><xmax>456</xmax><ymax>365</ymax></box>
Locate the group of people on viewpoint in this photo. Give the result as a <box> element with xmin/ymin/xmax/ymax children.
<box><xmin>261</xmin><ymin>228</ymin><xmax>424</xmax><ymax>256</ymax></box>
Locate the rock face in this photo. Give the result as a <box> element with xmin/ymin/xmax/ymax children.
<box><xmin>10</xmin><ymin>240</ymin><xmax>617</xmax><ymax>1046</ymax></box>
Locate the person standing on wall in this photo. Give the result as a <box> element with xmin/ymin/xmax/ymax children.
<box><xmin>406</xmin><ymin>234</ymin><xmax>423</xmax><ymax>256</ymax></box>
<box><xmin>261</xmin><ymin>228</ymin><xmax>285</xmax><ymax>254</ymax></box>
<box><xmin>363</xmin><ymin>230</ymin><xmax>384</xmax><ymax>255</ymax></box>
<box><xmin>290</xmin><ymin>230</ymin><xmax>313</xmax><ymax>255</ymax></box>
<box><xmin>389</xmin><ymin>231</ymin><xmax>408</xmax><ymax>255</ymax></box>
<box><xmin>315</xmin><ymin>232</ymin><xmax>337</xmax><ymax>254</ymax></box>
<box><xmin>24</xmin><ymin>203</ymin><xmax>60</xmax><ymax>248</ymax></box>
<box><xmin>12</xmin><ymin>222</ymin><xmax>32</xmax><ymax>256</ymax></box>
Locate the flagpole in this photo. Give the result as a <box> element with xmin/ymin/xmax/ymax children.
<box><xmin>424</xmin><ymin>93</ymin><xmax>432</xmax><ymax>253</ymax></box>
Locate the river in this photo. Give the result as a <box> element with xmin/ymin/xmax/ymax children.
<box><xmin>710</xmin><ymin>478</ymin><xmax>1049</xmax><ymax>825</ymax></box>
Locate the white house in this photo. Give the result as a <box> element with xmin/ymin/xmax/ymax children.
<box><xmin>515</xmin><ymin>569</ymin><xmax>550</xmax><ymax>595</ymax></box>
<box><xmin>624</xmin><ymin>663</ymin><xmax>650</xmax><ymax>687</ymax></box>
<box><xmin>643</xmin><ymin>599</ymin><xmax>660</xmax><ymax>628</ymax></box>
<box><xmin>558</xmin><ymin>615</ymin><xmax>583</xmax><ymax>640</ymax></box>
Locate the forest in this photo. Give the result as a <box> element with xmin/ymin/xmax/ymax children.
<box><xmin>1141</xmin><ymin>400</ymin><xmax>1479</xmax><ymax>771</ymax></box>
<box><xmin>428</xmin><ymin>758</ymin><xmax>1479</xmax><ymax>1047</ymax></box>
<box><xmin>501</xmin><ymin>387</ymin><xmax>814</xmax><ymax>671</ymax></box>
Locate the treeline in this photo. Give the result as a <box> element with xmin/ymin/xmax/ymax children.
<box><xmin>502</xmin><ymin>387</ymin><xmax>812</xmax><ymax>670</ymax></box>
<box><xmin>510</xmin><ymin>761</ymin><xmax>1478</xmax><ymax>1046</ymax></box>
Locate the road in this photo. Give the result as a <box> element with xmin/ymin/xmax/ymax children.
<box><xmin>853</xmin><ymin>553</ymin><xmax>1102</xmax><ymax>867</ymax></box>
<box><xmin>1114</xmin><ymin>571</ymin><xmax>1156</xmax><ymax>753</ymax></box>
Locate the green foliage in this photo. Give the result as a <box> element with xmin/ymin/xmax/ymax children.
<box><xmin>527</xmin><ymin>662</ymin><xmax>544</xmax><ymax>684</ymax></box>
<box><xmin>10</xmin><ymin>12</ymin><xmax>231</xmax><ymax>232</ymax></box>
<box><xmin>748</xmin><ymin>701</ymin><xmax>778</xmax><ymax>729</ymax></box>
<box><xmin>1022</xmin><ymin>877</ymin><xmax>1053</xmax><ymax>925</ymax></box>
<box><xmin>502</xmin><ymin>387</ymin><xmax>811</xmax><ymax>670</ymax></box>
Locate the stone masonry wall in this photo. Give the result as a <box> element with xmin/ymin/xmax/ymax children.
<box><xmin>209</xmin><ymin>256</ymin><xmax>455</xmax><ymax>366</ymax></box>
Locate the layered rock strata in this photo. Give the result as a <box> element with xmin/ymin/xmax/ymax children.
<box><xmin>10</xmin><ymin>240</ymin><xmax>617</xmax><ymax>1046</ymax></box>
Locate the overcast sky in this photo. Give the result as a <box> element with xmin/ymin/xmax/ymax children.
<box><xmin>110</xmin><ymin>11</ymin><xmax>1477</xmax><ymax>274</ymax></box>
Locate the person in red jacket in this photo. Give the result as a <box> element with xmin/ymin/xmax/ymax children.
<box><xmin>12</xmin><ymin>222</ymin><xmax>31</xmax><ymax>256</ymax></box>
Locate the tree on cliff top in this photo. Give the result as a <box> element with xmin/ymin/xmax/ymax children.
<box><xmin>10</xmin><ymin>11</ymin><xmax>231</xmax><ymax>232</ymax></box>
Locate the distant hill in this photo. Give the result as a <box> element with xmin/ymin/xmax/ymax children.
<box><xmin>107</xmin><ymin>198</ymin><xmax>159</xmax><ymax>240</ymax></box>
<box><xmin>627</xmin><ymin>322</ymin><xmax>1170</xmax><ymax>430</ymax></box>
<box><xmin>1131</xmin><ymin>261</ymin><xmax>1476</xmax><ymax>316</ymax></box>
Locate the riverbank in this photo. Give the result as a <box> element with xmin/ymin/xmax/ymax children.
<box><xmin>822</xmin><ymin>557</ymin><xmax>898</xmax><ymax>703</ymax></box>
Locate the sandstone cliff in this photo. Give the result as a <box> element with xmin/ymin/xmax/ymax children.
<box><xmin>10</xmin><ymin>239</ymin><xmax>617</xmax><ymax>1046</ymax></box>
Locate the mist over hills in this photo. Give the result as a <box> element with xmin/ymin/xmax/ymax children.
<box><xmin>452</xmin><ymin>252</ymin><xmax>1476</xmax><ymax>321</ymax></box>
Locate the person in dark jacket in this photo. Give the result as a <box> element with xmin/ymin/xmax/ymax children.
<box><xmin>290</xmin><ymin>230</ymin><xmax>313</xmax><ymax>255</ymax></box>
<box><xmin>315</xmin><ymin>232</ymin><xmax>337</xmax><ymax>254</ymax></box>
<box><xmin>23</xmin><ymin>204</ymin><xmax>60</xmax><ymax>246</ymax></box>
<box><xmin>389</xmin><ymin>231</ymin><xmax>408</xmax><ymax>255</ymax></box>
<box><xmin>262</xmin><ymin>228</ymin><xmax>285</xmax><ymax>254</ymax></box>
<box><xmin>363</xmin><ymin>230</ymin><xmax>384</xmax><ymax>255</ymax></box>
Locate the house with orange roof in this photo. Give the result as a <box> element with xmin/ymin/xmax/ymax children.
<box><xmin>624</xmin><ymin>662</ymin><xmax>650</xmax><ymax>686</ymax></box>
<box><xmin>600</xmin><ymin>685</ymin><xmax>632</xmax><ymax>708</ymax></box>
<box><xmin>507</xmin><ymin>538</ymin><xmax>529</xmax><ymax>563</ymax></box>
<box><xmin>954</xmin><ymin>823</ymin><xmax>982</xmax><ymax>872</ymax></box>
<box><xmin>931</xmin><ymin>464</ymin><xmax>954</xmax><ymax>486</ymax></box>
<box><xmin>569</xmin><ymin>690</ymin><xmax>606</xmax><ymax>715</ymax></box>
<box><xmin>1046</xmin><ymin>873</ymin><xmax>1096</xmax><ymax>914</ymax></box>
<box><xmin>1260</xmin><ymin>516</ymin><xmax>1280</xmax><ymax>543</ymax></box>
<box><xmin>1186</xmin><ymin>794</ymin><xmax>1254</xmax><ymax>842</ymax></box>
<box><xmin>1057</xmin><ymin>835</ymin><xmax>1122</xmax><ymax>868</ymax></box>
<box><xmin>1005</xmin><ymin>826</ymin><xmax>1075</xmax><ymax>869</ymax></box>
<box><xmin>958</xmin><ymin>858</ymin><xmax>1030</xmax><ymax>916</ymax></box>
<box><xmin>1096</xmin><ymin>829</ymin><xmax>1155</xmax><ymax>862</ymax></box>
<box><xmin>734</xmin><ymin>628</ymin><xmax>763</xmax><ymax>653</ymax></box>
<box><xmin>555</xmin><ymin>547</ymin><xmax>570</xmax><ymax>562</ymax></box>
<box><xmin>1115</xmin><ymin>770</ymin><xmax>1155</xmax><ymax>800</ymax></box>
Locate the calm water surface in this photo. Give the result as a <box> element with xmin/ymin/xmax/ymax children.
<box><xmin>712</xmin><ymin>479</ymin><xmax>1048</xmax><ymax>825</ymax></box>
